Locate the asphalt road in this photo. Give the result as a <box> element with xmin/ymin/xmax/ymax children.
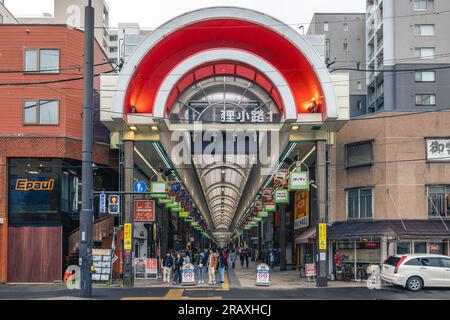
<box><xmin>0</xmin><ymin>283</ymin><xmax>449</xmax><ymax>300</ymax></box>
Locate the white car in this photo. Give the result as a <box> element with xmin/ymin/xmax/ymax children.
<box><xmin>381</xmin><ymin>254</ymin><xmax>450</xmax><ymax>291</ymax></box>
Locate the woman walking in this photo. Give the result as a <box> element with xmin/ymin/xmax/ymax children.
<box><xmin>172</xmin><ymin>253</ymin><xmax>184</xmax><ymax>285</ymax></box>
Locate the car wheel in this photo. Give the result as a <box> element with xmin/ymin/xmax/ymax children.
<box><xmin>406</xmin><ymin>276</ymin><xmax>423</xmax><ymax>292</ymax></box>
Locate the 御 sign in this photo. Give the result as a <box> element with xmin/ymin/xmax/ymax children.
<box><xmin>426</xmin><ymin>138</ymin><xmax>450</xmax><ymax>162</ymax></box>
<box><xmin>318</xmin><ymin>223</ymin><xmax>327</xmax><ymax>250</ymax></box>
<box><xmin>289</xmin><ymin>171</ymin><xmax>309</xmax><ymax>190</ymax></box>
<box><xmin>124</xmin><ymin>223</ymin><xmax>132</xmax><ymax>250</ymax></box>
<box><xmin>274</xmin><ymin>189</ymin><xmax>289</xmax><ymax>203</ymax></box>
<box><xmin>133</xmin><ymin>200</ymin><xmax>155</xmax><ymax>222</ymax></box>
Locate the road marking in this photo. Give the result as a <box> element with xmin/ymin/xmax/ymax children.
<box><xmin>216</xmin><ymin>273</ymin><xmax>230</xmax><ymax>291</ymax></box>
<box><xmin>121</xmin><ymin>288</ymin><xmax>223</xmax><ymax>300</ymax></box>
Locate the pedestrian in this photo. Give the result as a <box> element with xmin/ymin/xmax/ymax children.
<box><xmin>218</xmin><ymin>250</ymin><xmax>227</xmax><ymax>284</ymax></box>
<box><xmin>162</xmin><ymin>251</ymin><xmax>174</xmax><ymax>283</ymax></box>
<box><xmin>244</xmin><ymin>249</ymin><xmax>249</xmax><ymax>268</ymax></box>
<box><xmin>207</xmin><ymin>249</ymin><xmax>219</xmax><ymax>285</ymax></box>
<box><xmin>172</xmin><ymin>253</ymin><xmax>184</xmax><ymax>285</ymax></box>
<box><xmin>198</xmin><ymin>251</ymin><xmax>207</xmax><ymax>284</ymax></box>
<box><xmin>239</xmin><ymin>249</ymin><xmax>245</xmax><ymax>268</ymax></box>
<box><xmin>229</xmin><ymin>250</ymin><xmax>237</xmax><ymax>269</ymax></box>
<box><xmin>269</xmin><ymin>250</ymin><xmax>275</xmax><ymax>269</ymax></box>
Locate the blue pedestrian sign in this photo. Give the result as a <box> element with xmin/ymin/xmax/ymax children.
<box><xmin>134</xmin><ymin>181</ymin><xmax>147</xmax><ymax>193</ymax></box>
<box><xmin>99</xmin><ymin>192</ymin><xmax>106</xmax><ymax>214</ymax></box>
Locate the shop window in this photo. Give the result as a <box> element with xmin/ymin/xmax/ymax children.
<box><xmin>429</xmin><ymin>243</ymin><xmax>444</xmax><ymax>255</ymax></box>
<box><xmin>347</xmin><ymin>188</ymin><xmax>373</xmax><ymax>219</ymax></box>
<box><xmin>397</xmin><ymin>242</ymin><xmax>411</xmax><ymax>254</ymax></box>
<box><xmin>24</xmin><ymin>48</ymin><xmax>60</xmax><ymax>73</ymax></box>
<box><xmin>427</xmin><ymin>186</ymin><xmax>450</xmax><ymax>217</ymax></box>
<box><xmin>346</xmin><ymin>141</ymin><xmax>374</xmax><ymax>168</ymax></box>
<box><xmin>23</xmin><ymin>100</ymin><xmax>59</xmax><ymax>125</ymax></box>
<box><xmin>414</xmin><ymin>242</ymin><xmax>427</xmax><ymax>254</ymax></box>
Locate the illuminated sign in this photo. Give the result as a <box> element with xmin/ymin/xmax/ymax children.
<box><xmin>15</xmin><ymin>179</ymin><xmax>55</xmax><ymax>191</ymax></box>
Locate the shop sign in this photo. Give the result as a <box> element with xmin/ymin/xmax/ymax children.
<box><xmin>294</xmin><ymin>191</ymin><xmax>309</xmax><ymax>230</ymax></box>
<box><xmin>134</xmin><ymin>258</ymin><xmax>158</xmax><ymax>279</ymax></box>
<box><xmin>151</xmin><ymin>182</ymin><xmax>167</xmax><ymax>193</ymax></box>
<box><xmin>124</xmin><ymin>223</ymin><xmax>132</xmax><ymax>250</ymax></box>
<box><xmin>318</xmin><ymin>223</ymin><xmax>327</xmax><ymax>250</ymax></box>
<box><xmin>426</xmin><ymin>138</ymin><xmax>450</xmax><ymax>162</ymax></box>
<box><xmin>182</xmin><ymin>263</ymin><xmax>195</xmax><ymax>285</ymax></box>
<box><xmin>259</xmin><ymin>212</ymin><xmax>269</xmax><ymax>218</ymax></box>
<box><xmin>166</xmin><ymin>201</ymin><xmax>179</xmax><ymax>209</ymax></box>
<box><xmin>15</xmin><ymin>179</ymin><xmax>55</xmax><ymax>191</ymax></box>
<box><xmin>158</xmin><ymin>196</ymin><xmax>173</xmax><ymax>204</ymax></box>
<box><xmin>261</xmin><ymin>188</ymin><xmax>274</xmax><ymax>203</ymax></box>
<box><xmin>289</xmin><ymin>171</ymin><xmax>309</xmax><ymax>190</ymax></box>
<box><xmin>256</xmin><ymin>263</ymin><xmax>270</xmax><ymax>286</ymax></box>
<box><xmin>92</xmin><ymin>249</ymin><xmax>112</xmax><ymax>281</ymax></box>
<box><xmin>179</xmin><ymin>211</ymin><xmax>189</xmax><ymax>218</ymax></box>
<box><xmin>265</xmin><ymin>203</ymin><xmax>276</xmax><ymax>212</ymax></box>
<box><xmin>133</xmin><ymin>200</ymin><xmax>155</xmax><ymax>222</ymax></box>
<box><xmin>305</xmin><ymin>263</ymin><xmax>316</xmax><ymax>277</ymax></box>
<box><xmin>273</xmin><ymin>170</ymin><xmax>289</xmax><ymax>189</ymax></box>
<box><xmin>274</xmin><ymin>189</ymin><xmax>289</xmax><ymax>203</ymax></box>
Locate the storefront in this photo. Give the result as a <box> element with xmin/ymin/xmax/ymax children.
<box><xmin>7</xmin><ymin>157</ymin><xmax>117</xmax><ymax>283</ymax></box>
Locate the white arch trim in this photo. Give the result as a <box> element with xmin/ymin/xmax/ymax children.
<box><xmin>112</xmin><ymin>7</ymin><xmax>338</xmax><ymax>120</ymax></box>
<box><xmin>154</xmin><ymin>49</ymin><xmax>296</xmax><ymax>119</ymax></box>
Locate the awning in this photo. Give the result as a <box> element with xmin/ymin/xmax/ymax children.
<box><xmin>295</xmin><ymin>226</ymin><xmax>316</xmax><ymax>244</ymax></box>
<box><xmin>329</xmin><ymin>220</ymin><xmax>450</xmax><ymax>241</ymax></box>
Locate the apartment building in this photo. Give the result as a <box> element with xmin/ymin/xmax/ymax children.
<box><xmin>0</xmin><ymin>0</ymin><xmax>19</xmax><ymax>24</ymax></box>
<box><xmin>108</xmin><ymin>23</ymin><xmax>153</xmax><ymax>64</ymax></box>
<box><xmin>366</xmin><ymin>0</ymin><xmax>450</xmax><ymax>113</ymax></box>
<box><xmin>17</xmin><ymin>0</ymin><xmax>112</xmax><ymax>59</ymax></box>
<box><xmin>308</xmin><ymin>13</ymin><xmax>367</xmax><ymax>118</ymax></box>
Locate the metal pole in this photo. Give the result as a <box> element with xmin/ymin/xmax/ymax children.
<box><xmin>316</xmin><ymin>140</ymin><xmax>328</xmax><ymax>287</ymax></box>
<box><xmin>279</xmin><ymin>204</ymin><xmax>287</xmax><ymax>270</ymax></box>
<box><xmin>79</xmin><ymin>0</ymin><xmax>94</xmax><ymax>298</ymax></box>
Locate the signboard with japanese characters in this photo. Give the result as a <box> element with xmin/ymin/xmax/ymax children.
<box><xmin>426</xmin><ymin>138</ymin><xmax>450</xmax><ymax>162</ymax></box>
<box><xmin>92</xmin><ymin>249</ymin><xmax>113</xmax><ymax>282</ymax></box>
<box><xmin>289</xmin><ymin>171</ymin><xmax>309</xmax><ymax>190</ymax></box>
<box><xmin>124</xmin><ymin>223</ymin><xmax>132</xmax><ymax>250</ymax></box>
<box><xmin>274</xmin><ymin>189</ymin><xmax>289</xmax><ymax>203</ymax></box>
<box><xmin>273</xmin><ymin>170</ymin><xmax>289</xmax><ymax>189</ymax></box>
<box><xmin>294</xmin><ymin>191</ymin><xmax>309</xmax><ymax>230</ymax></box>
<box><xmin>133</xmin><ymin>200</ymin><xmax>155</xmax><ymax>222</ymax></box>
<box><xmin>261</xmin><ymin>188</ymin><xmax>274</xmax><ymax>203</ymax></box>
<box><xmin>182</xmin><ymin>263</ymin><xmax>195</xmax><ymax>285</ymax></box>
<box><xmin>305</xmin><ymin>263</ymin><xmax>316</xmax><ymax>277</ymax></box>
<box><xmin>256</xmin><ymin>263</ymin><xmax>270</xmax><ymax>286</ymax></box>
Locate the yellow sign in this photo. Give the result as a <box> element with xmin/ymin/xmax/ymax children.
<box><xmin>15</xmin><ymin>179</ymin><xmax>55</xmax><ymax>191</ymax></box>
<box><xmin>124</xmin><ymin>223</ymin><xmax>132</xmax><ymax>250</ymax></box>
<box><xmin>319</xmin><ymin>223</ymin><xmax>327</xmax><ymax>250</ymax></box>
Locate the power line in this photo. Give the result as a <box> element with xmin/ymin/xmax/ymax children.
<box><xmin>0</xmin><ymin>61</ymin><xmax>112</xmax><ymax>74</ymax></box>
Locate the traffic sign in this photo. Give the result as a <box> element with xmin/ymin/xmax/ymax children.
<box><xmin>99</xmin><ymin>192</ymin><xmax>106</xmax><ymax>214</ymax></box>
<box><xmin>134</xmin><ymin>181</ymin><xmax>147</xmax><ymax>193</ymax></box>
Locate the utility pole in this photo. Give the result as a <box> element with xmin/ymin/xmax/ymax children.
<box><xmin>79</xmin><ymin>0</ymin><xmax>95</xmax><ymax>298</ymax></box>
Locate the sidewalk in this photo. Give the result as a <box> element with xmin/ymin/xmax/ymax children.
<box><xmin>230</xmin><ymin>261</ymin><xmax>366</xmax><ymax>289</ymax></box>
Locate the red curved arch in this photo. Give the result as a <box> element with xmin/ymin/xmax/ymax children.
<box><xmin>124</xmin><ymin>19</ymin><xmax>325</xmax><ymax>116</ymax></box>
<box><xmin>165</xmin><ymin>61</ymin><xmax>285</xmax><ymax>115</ymax></box>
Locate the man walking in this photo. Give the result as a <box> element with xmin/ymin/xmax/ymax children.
<box><xmin>162</xmin><ymin>251</ymin><xmax>174</xmax><ymax>283</ymax></box>
<box><xmin>207</xmin><ymin>249</ymin><xmax>219</xmax><ymax>285</ymax></box>
<box><xmin>229</xmin><ymin>250</ymin><xmax>237</xmax><ymax>269</ymax></box>
<box><xmin>218</xmin><ymin>250</ymin><xmax>227</xmax><ymax>284</ymax></box>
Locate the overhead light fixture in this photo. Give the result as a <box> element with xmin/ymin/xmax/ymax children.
<box><xmin>151</xmin><ymin>126</ymin><xmax>158</xmax><ymax>131</ymax></box>
<box><xmin>130</xmin><ymin>126</ymin><xmax>137</xmax><ymax>131</ymax></box>
<box><xmin>291</xmin><ymin>125</ymin><xmax>300</xmax><ymax>131</ymax></box>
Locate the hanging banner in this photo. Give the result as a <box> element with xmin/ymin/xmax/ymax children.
<box><xmin>274</xmin><ymin>189</ymin><xmax>289</xmax><ymax>203</ymax></box>
<box><xmin>261</xmin><ymin>188</ymin><xmax>274</xmax><ymax>203</ymax></box>
<box><xmin>294</xmin><ymin>191</ymin><xmax>309</xmax><ymax>230</ymax></box>
<box><xmin>151</xmin><ymin>182</ymin><xmax>167</xmax><ymax>193</ymax></box>
<box><xmin>273</xmin><ymin>170</ymin><xmax>289</xmax><ymax>189</ymax></box>
<box><xmin>134</xmin><ymin>200</ymin><xmax>155</xmax><ymax>222</ymax></box>
<box><xmin>319</xmin><ymin>223</ymin><xmax>327</xmax><ymax>250</ymax></box>
<box><xmin>265</xmin><ymin>203</ymin><xmax>276</xmax><ymax>212</ymax></box>
<box><xmin>289</xmin><ymin>171</ymin><xmax>309</xmax><ymax>190</ymax></box>
<box><xmin>124</xmin><ymin>223</ymin><xmax>132</xmax><ymax>250</ymax></box>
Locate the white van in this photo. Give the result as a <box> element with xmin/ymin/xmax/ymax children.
<box><xmin>381</xmin><ymin>254</ymin><xmax>450</xmax><ymax>291</ymax></box>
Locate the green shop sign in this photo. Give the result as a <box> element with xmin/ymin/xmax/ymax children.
<box><xmin>265</xmin><ymin>204</ymin><xmax>276</xmax><ymax>212</ymax></box>
<box><xmin>289</xmin><ymin>171</ymin><xmax>309</xmax><ymax>191</ymax></box>
<box><xmin>179</xmin><ymin>211</ymin><xmax>189</xmax><ymax>218</ymax></box>
<box><xmin>274</xmin><ymin>189</ymin><xmax>289</xmax><ymax>203</ymax></box>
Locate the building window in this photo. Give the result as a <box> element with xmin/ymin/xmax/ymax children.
<box><xmin>414</xmin><ymin>24</ymin><xmax>435</xmax><ymax>36</ymax></box>
<box><xmin>414</xmin><ymin>242</ymin><xmax>427</xmax><ymax>254</ymax></box>
<box><xmin>325</xmin><ymin>39</ymin><xmax>330</xmax><ymax>60</ymax></box>
<box><xmin>109</xmin><ymin>47</ymin><xmax>118</xmax><ymax>53</ymax></box>
<box><xmin>357</xmin><ymin>81</ymin><xmax>362</xmax><ymax>91</ymax></box>
<box><xmin>345</xmin><ymin>141</ymin><xmax>374</xmax><ymax>168</ymax></box>
<box><xmin>347</xmin><ymin>188</ymin><xmax>373</xmax><ymax>219</ymax></box>
<box><xmin>357</xmin><ymin>101</ymin><xmax>363</xmax><ymax>110</ymax></box>
<box><xmin>343</xmin><ymin>43</ymin><xmax>349</xmax><ymax>52</ymax></box>
<box><xmin>415</xmin><ymin>47</ymin><xmax>435</xmax><ymax>59</ymax></box>
<box><xmin>415</xmin><ymin>71</ymin><xmax>436</xmax><ymax>82</ymax></box>
<box><xmin>415</xmin><ymin>94</ymin><xmax>436</xmax><ymax>106</ymax></box>
<box><xmin>343</xmin><ymin>23</ymin><xmax>349</xmax><ymax>32</ymax></box>
<box><xmin>397</xmin><ymin>242</ymin><xmax>411</xmax><ymax>254</ymax></box>
<box><xmin>23</xmin><ymin>100</ymin><xmax>59</xmax><ymax>125</ymax></box>
<box><xmin>0</xmin><ymin>14</ymin><xmax>3</xmax><ymax>24</ymax></box>
<box><xmin>24</xmin><ymin>49</ymin><xmax>60</xmax><ymax>73</ymax></box>
<box><xmin>428</xmin><ymin>186</ymin><xmax>450</xmax><ymax>217</ymax></box>
<box><xmin>324</xmin><ymin>22</ymin><xmax>329</xmax><ymax>32</ymax></box>
<box><xmin>414</xmin><ymin>0</ymin><xmax>434</xmax><ymax>11</ymax></box>
<box><xmin>109</xmin><ymin>35</ymin><xmax>118</xmax><ymax>42</ymax></box>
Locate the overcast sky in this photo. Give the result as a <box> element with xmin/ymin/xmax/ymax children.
<box><xmin>7</xmin><ymin>0</ymin><xmax>365</xmax><ymax>29</ymax></box>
